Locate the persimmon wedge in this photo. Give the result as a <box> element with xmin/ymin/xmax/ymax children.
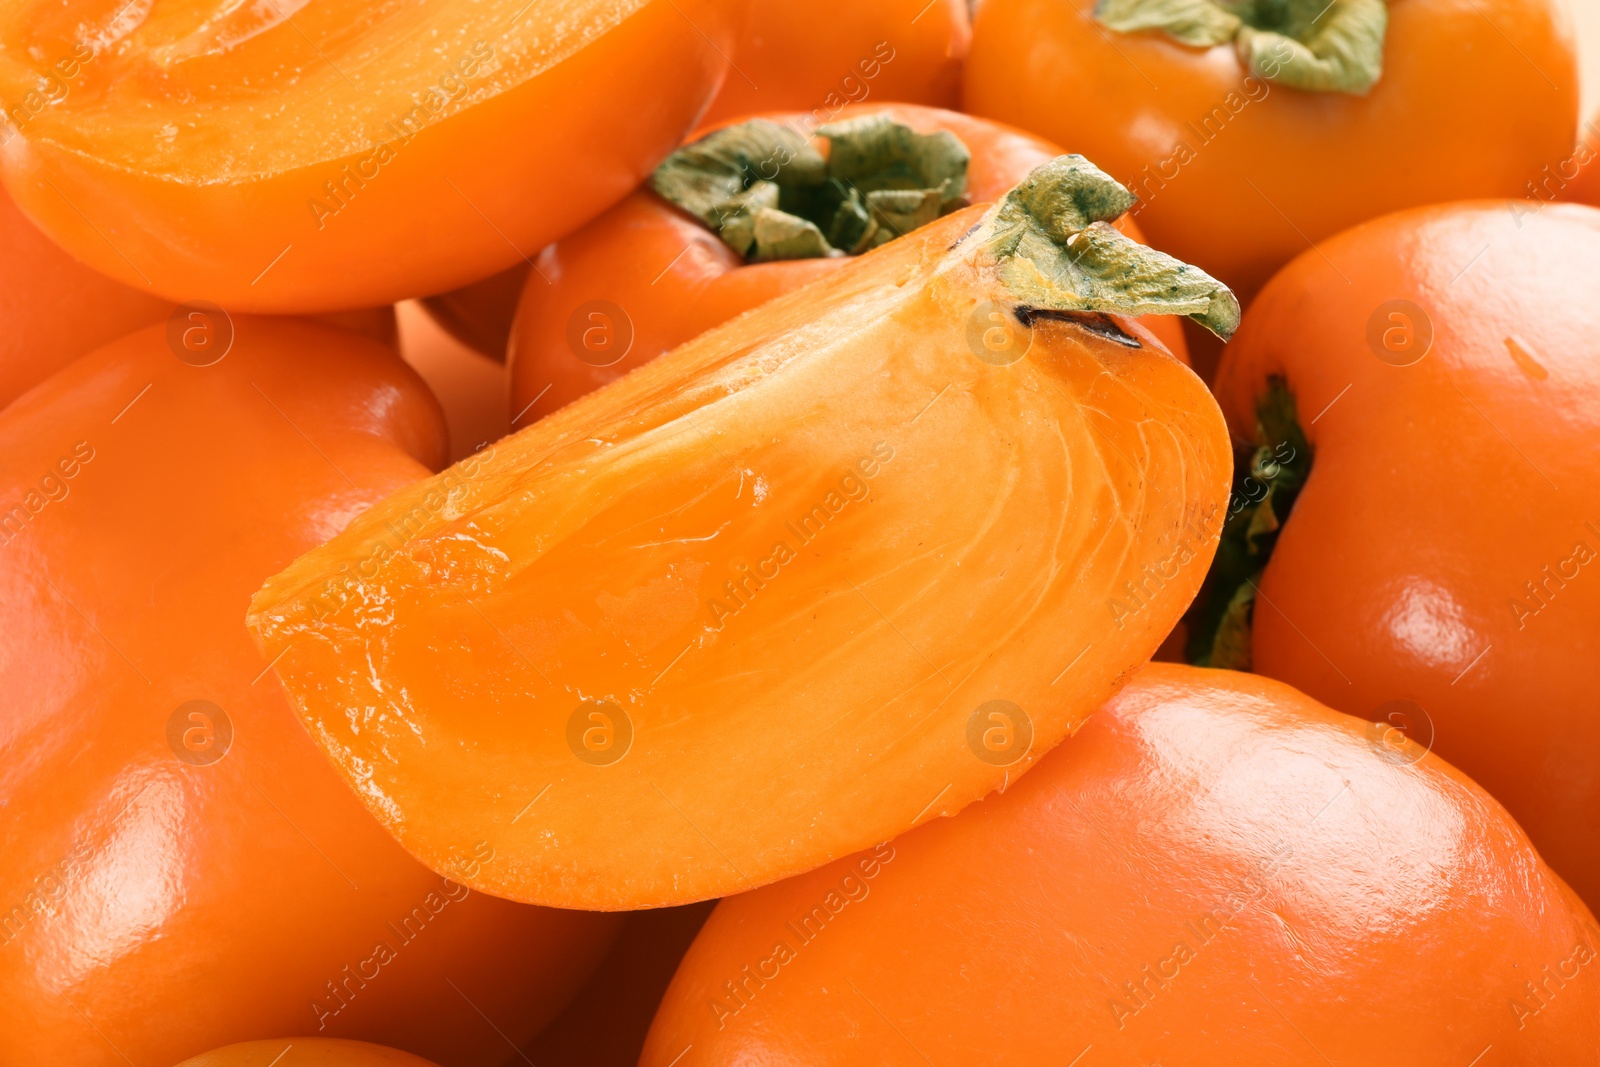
<box><xmin>248</xmin><ymin>157</ymin><xmax>1238</xmax><ymax>909</ymax></box>
<box><xmin>0</xmin><ymin>0</ymin><xmax>741</xmax><ymax>311</ymax></box>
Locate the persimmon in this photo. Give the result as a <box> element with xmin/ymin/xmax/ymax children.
<box><xmin>175</xmin><ymin>1040</ymin><xmax>438</xmax><ymax>1067</ymax></box>
<box><xmin>248</xmin><ymin>157</ymin><xmax>1238</xmax><ymax>909</ymax></box>
<box><xmin>0</xmin><ymin>183</ymin><xmax>171</xmax><ymax>410</ymax></box>
<box><xmin>0</xmin><ymin>317</ymin><xmax>617</xmax><ymax>1065</ymax></box>
<box><xmin>642</xmin><ymin>664</ymin><xmax>1600</xmax><ymax>1065</ymax></box>
<box><xmin>962</xmin><ymin>0</ymin><xmax>1578</xmax><ymax>299</ymax></box>
<box><xmin>699</xmin><ymin>0</ymin><xmax>969</xmax><ymax>125</ymax></box>
<box><xmin>1204</xmin><ymin>201</ymin><xmax>1600</xmax><ymax>911</ymax></box>
<box><xmin>508</xmin><ymin>104</ymin><xmax>1188</xmax><ymax>425</ymax></box>
<box><xmin>0</xmin><ymin>0</ymin><xmax>742</xmax><ymax>312</ymax></box>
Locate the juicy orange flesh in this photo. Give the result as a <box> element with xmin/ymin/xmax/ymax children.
<box><xmin>0</xmin><ymin>0</ymin><xmax>647</xmax><ymax>178</ymax></box>
<box><xmin>249</xmin><ymin>206</ymin><xmax>1231</xmax><ymax>907</ymax></box>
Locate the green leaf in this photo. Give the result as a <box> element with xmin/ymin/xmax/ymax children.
<box><xmin>1095</xmin><ymin>0</ymin><xmax>1387</xmax><ymax>95</ymax></box>
<box><xmin>650</xmin><ymin>116</ymin><xmax>974</xmax><ymax>262</ymax></box>
<box><xmin>1096</xmin><ymin>0</ymin><xmax>1240</xmax><ymax>47</ymax></box>
<box><xmin>981</xmin><ymin>155</ymin><xmax>1240</xmax><ymax>339</ymax></box>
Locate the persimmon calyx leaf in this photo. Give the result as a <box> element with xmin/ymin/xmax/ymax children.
<box><xmin>1184</xmin><ymin>377</ymin><xmax>1312</xmax><ymax>668</ymax></box>
<box><xmin>650</xmin><ymin>115</ymin><xmax>971</xmax><ymax>261</ymax></box>
<box><xmin>980</xmin><ymin>154</ymin><xmax>1241</xmax><ymax>339</ymax></box>
<box><xmin>1095</xmin><ymin>0</ymin><xmax>1241</xmax><ymax>47</ymax></box>
<box><xmin>1095</xmin><ymin>0</ymin><xmax>1387</xmax><ymax>95</ymax></box>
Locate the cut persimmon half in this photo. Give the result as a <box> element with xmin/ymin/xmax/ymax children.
<box><xmin>0</xmin><ymin>0</ymin><xmax>741</xmax><ymax>311</ymax></box>
<box><xmin>248</xmin><ymin>157</ymin><xmax>1238</xmax><ymax>908</ymax></box>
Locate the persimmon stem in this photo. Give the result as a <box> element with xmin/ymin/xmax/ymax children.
<box><xmin>976</xmin><ymin>154</ymin><xmax>1241</xmax><ymax>339</ymax></box>
<box><xmin>1095</xmin><ymin>0</ymin><xmax>1388</xmax><ymax>94</ymax></box>
<box><xmin>650</xmin><ymin>115</ymin><xmax>970</xmax><ymax>262</ymax></box>
<box><xmin>1185</xmin><ymin>377</ymin><xmax>1311</xmax><ymax>668</ymax></box>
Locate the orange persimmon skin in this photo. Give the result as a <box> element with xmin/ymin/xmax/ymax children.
<box><xmin>700</xmin><ymin>0</ymin><xmax>969</xmax><ymax>125</ymax></box>
<box><xmin>1215</xmin><ymin>202</ymin><xmax>1600</xmax><ymax>911</ymax></box>
<box><xmin>0</xmin><ymin>319</ymin><xmax>617</xmax><ymax>1066</ymax></box>
<box><xmin>249</xmin><ymin>205</ymin><xmax>1231</xmax><ymax>910</ymax></box>
<box><xmin>175</xmin><ymin>1039</ymin><xmax>440</xmax><ymax>1067</ymax></box>
<box><xmin>962</xmin><ymin>0</ymin><xmax>1578</xmax><ymax>299</ymax></box>
<box><xmin>0</xmin><ymin>0</ymin><xmax>742</xmax><ymax>312</ymax></box>
<box><xmin>643</xmin><ymin>665</ymin><xmax>1600</xmax><ymax>1066</ymax></box>
<box><xmin>0</xmin><ymin>184</ymin><xmax>172</xmax><ymax>411</ymax></box>
<box><xmin>508</xmin><ymin>104</ymin><xmax>1188</xmax><ymax>424</ymax></box>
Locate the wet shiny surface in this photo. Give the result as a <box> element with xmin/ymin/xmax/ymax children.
<box><xmin>0</xmin><ymin>0</ymin><xmax>742</xmax><ymax>308</ymax></box>
<box><xmin>1216</xmin><ymin>201</ymin><xmax>1600</xmax><ymax>914</ymax></box>
<box><xmin>643</xmin><ymin>664</ymin><xmax>1600</xmax><ymax>1065</ymax></box>
<box><xmin>251</xmin><ymin>204</ymin><xmax>1230</xmax><ymax>909</ymax></box>
<box><xmin>0</xmin><ymin>318</ymin><xmax>617</xmax><ymax>1066</ymax></box>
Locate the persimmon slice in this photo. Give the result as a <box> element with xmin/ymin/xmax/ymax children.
<box><xmin>0</xmin><ymin>0</ymin><xmax>739</xmax><ymax>311</ymax></box>
<box><xmin>248</xmin><ymin>158</ymin><xmax>1237</xmax><ymax>908</ymax></box>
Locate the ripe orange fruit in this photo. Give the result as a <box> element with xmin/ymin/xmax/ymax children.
<box><xmin>644</xmin><ymin>664</ymin><xmax>1600</xmax><ymax>1065</ymax></box>
<box><xmin>0</xmin><ymin>317</ymin><xmax>617</xmax><ymax>1065</ymax></box>
<box><xmin>248</xmin><ymin>158</ymin><xmax>1237</xmax><ymax>909</ymax></box>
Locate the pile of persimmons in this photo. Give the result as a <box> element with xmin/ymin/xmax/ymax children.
<box><xmin>4</xmin><ymin>0</ymin><xmax>1600</xmax><ymax>1064</ymax></box>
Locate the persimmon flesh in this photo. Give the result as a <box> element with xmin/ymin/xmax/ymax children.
<box><xmin>250</xmin><ymin>158</ymin><xmax>1237</xmax><ymax>909</ymax></box>
<box><xmin>0</xmin><ymin>0</ymin><xmax>741</xmax><ymax>311</ymax></box>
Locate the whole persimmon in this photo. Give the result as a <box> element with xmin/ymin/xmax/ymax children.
<box><xmin>508</xmin><ymin>104</ymin><xmax>1188</xmax><ymax>424</ymax></box>
<box><xmin>249</xmin><ymin>157</ymin><xmax>1238</xmax><ymax>910</ymax></box>
<box><xmin>0</xmin><ymin>0</ymin><xmax>743</xmax><ymax>311</ymax></box>
<box><xmin>1203</xmin><ymin>200</ymin><xmax>1600</xmax><ymax>912</ymax></box>
<box><xmin>700</xmin><ymin>0</ymin><xmax>969</xmax><ymax>125</ymax></box>
<box><xmin>0</xmin><ymin>317</ymin><xmax>617</xmax><ymax>1065</ymax></box>
<box><xmin>643</xmin><ymin>665</ymin><xmax>1600</xmax><ymax>1065</ymax></box>
<box><xmin>174</xmin><ymin>1040</ymin><xmax>439</xmax><ymax>1067</ymax></box>
<box><xmin>963</xmin><ymin>0</ymin><xmax>1578</xmax><ymax>299</ymax></box>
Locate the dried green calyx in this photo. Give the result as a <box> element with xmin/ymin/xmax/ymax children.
<box><xmin>650</xmin><ymin>115</ymin><xmax>971</xmax><ymax>262</ymax></box>
<box><xmin>1095</xmin><ymin>0</ymin><xmax>1388</xmax><ymax>94</ymax></box>
<box><xmin>981</xmin><ymin>155</ymin><xmax>1240</xmax><ymax>339</ymax></box>
<box><xmin>1185</xmin><ymin>378</ymin><xmax>1312</xmax><ymax>668</ymax></box>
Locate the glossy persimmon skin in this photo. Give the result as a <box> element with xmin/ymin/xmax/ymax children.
<box><xmin>174</xmin><ymin>1039</ymin><xmax>440</xmax><ymax>1067</ymax></box>
<box><xmin>249</xmin><ymin>205</ymin><xmax>1230</xmax><ymax>910</ymax></box>
<box><xmin>508</xmin><ymin>103</ymin><xmax>1188</xmax><ymax>423</ymax></box>
<box><xmin>963</xmin><ymin>0</ymin><xmax>1578</xmax><ymax>299</ymax></box>
<box><xmin>0</xmin><ymin>184</ymin><xmax>171</xmax><ymax>410</ymax></box>
<box><xmin>1215</xmin><ymin>201</ymin><xmax>1600</xmax><ymax>911</ymax></box>
<box><xmin>700</xmin><ymin>0</ymin><xmax>969</xmax><ymax>125</ymax></box>
<box><xmin>0</xmin><ymin>0</ymin><xmax>742</xmax><ymax>312</ymax></box>
<box><xmin>0</xmin><ymin>319</ymin><xmax>617</xmax><ymax>1066</ymax></box>
<box><xmin>643</xmin><ymin>664</ymin><xmax>1600</xmax><ymax>1066</ymax></box>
